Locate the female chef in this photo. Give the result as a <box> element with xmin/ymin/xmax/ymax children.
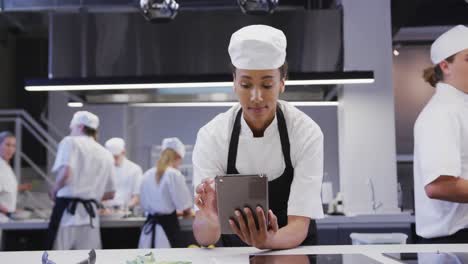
<box><xmin>192</xmin><ymin>25</ymin><xmax>324</xmax><ymax>249</ymax></box>
<box><xmin>138</xmin><ymin>137</ymin><xmax>192</xmax><ymax>248</ymax></box>
<box><xmin>0</xmin><ymin>131</ymin><xmax>32</xmax><ymax>218</ymax></box>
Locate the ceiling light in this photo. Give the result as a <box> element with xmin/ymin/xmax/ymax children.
<box><xmin>130</xmin><ymin>101</ymin><xmax>338</xmax><ymax>107</ymax></box>
<box><xmin>140</xmin><ymin>0</ymin><xmax>179</xmax><ymax>22</ymax></box>
<box><xmin>68</xmin><ymin>101</ymin><xmax>83</xmax><ymax>108</ymax></box>
<box><xmin>238</xmin><ymin>0</ymin><xmax>279</xmax><ymax>15</ymax></box>
<box><xmin>25</xmin><ymin>71</ymin><xmax>374</xmax><ymax>92</ymax></box>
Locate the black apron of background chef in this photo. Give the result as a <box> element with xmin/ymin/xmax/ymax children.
<box><xmin>46</xmin><ymin>197</ymin><xmax>100</xmax><ymax>250</ymax></box>
<box><xmin>221</xmin><ymin>106</ymin><xmax>317</xmax><ymax>247</ymax></box>
<box><xmin>417</xmin><ymin>228</ymin><xmax>468</xmax><ymax>244</ymax></box>
<box><xmin>143</xmin><ymin>211</ymin><xmax>183</xmax><ymax>248</ymax></box>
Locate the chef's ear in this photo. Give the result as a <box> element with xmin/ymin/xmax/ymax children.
<box><xmin>280</xmin><ymin>78</ymin><xmax>285</xmax><ymax>93</ymax></box>
<box><xmin>439</xmin><ymin>60</ymin><xmax>452</xmax><ymax>76</ymax></box>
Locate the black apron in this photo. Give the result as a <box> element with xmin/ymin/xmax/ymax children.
<box><xmin>221</xmin><ymin>106</ymin><xmax>317</xmax><ymax>247</ymax></box>
<box><xmin>417</xmin><ymin>228</ymin><xmax>468</xmax><ymax>244</ymax></box>
<box><xmin>142</xmin><ymin>211</ymin><xmax>183</xmax><ymax>248</ymax></box>
<box><xmin>46</xmin><ymin>197</ymin><xmax>100</xmax><ymax>250</ymax></box>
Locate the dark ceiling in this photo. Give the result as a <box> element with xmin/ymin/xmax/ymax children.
<box><xmin>1</xmin><ymin>1</ymin><xmax>467</xmax><ymax>39</ymax></box>
<box><xmin>392</xmin><ymin>0</ymin><xmax>468</xmax><ymax>33</ymax></box>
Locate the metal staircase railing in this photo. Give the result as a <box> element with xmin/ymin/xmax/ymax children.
<box><xmin>0</xmin><ymin>109</ymin><xmax>58</xmax><ymax>185</ymax></box>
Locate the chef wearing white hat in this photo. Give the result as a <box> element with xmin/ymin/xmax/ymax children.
<box><xmin>138</xmin><ymin>137</ymin><xmax>192</xmax><ymax>248</ymax></box>
<box><xmin>193</xmin><ymin>25</ymin><xmax>324</xmax><ymax>249</ymax></box>
<box><xmin>414</xmin><ymin>25</ymin><xmax>468</xmax><ymax>243</ymax></box>
<box><xmin>104</xmin><ymin>137</ymin><xmax>143</xmax><ymax>210</ymax></box>
<box><xmin>46</xmin><ymin>111</ymin><xmax>116</xmax><ymax>250</ymax></box>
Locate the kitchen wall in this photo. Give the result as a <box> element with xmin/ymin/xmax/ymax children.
<box><xmin>339</xmin><ymin>0</ymin><xmax>399</xmax><ymax>215</ymax></box>
<box><xmin>393</xmin><ymin>45</ymin><xmax>435</xmax><ymax>211</ymax></box>
<box><xmin>393</xmin><ymin>45</ymin><xmax>434</xmax><ymax>154</ymax></box>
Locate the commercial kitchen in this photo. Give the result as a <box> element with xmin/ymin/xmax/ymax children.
<box><xmin>0</xmin><ymin>0</ymin><xmax>467</xmax><ymax>263</ymax></box>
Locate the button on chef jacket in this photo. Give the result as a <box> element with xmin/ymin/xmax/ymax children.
<box><xmin>193</xmin><ymin>100</ymin><xmax>324</xmax><ymax>219</ymax></box>
<box><xmin>139</xmin><ymin>167</ymin><xmax>192</xmax><ymax>248</ymax></box>
<box><xmin>104</xmin><ymin>158</ymin><xmax>142</xmax><ymax>208</ymax></box>
<box><xmin>0</xmin><ymin>157</ymin><xmax>18</xmax><ymax>213</ymax></box>
<box><xmin>52</xmin><ymin>136</ymin><xmax>116</xmax><ymax>227</ymax></box>
<box><xmin>414</xmin><ymin>82</ymin><xmax>468</xmax><ymax>238</ymax></box>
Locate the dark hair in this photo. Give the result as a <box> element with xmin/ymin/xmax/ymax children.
<box><xmin>0</xmin><ymin>131</ymin><xmax>15</xmax><ymax>145</ymax></box>
<box><xmin>423</xmin><ymin>54</ymin><xmax>455</xmax><ymax>87</ymax></box>
<box><xmin>231</xmin><ymin>62</ymin><xmax>289</xmax><ymax>80</ymax></box>
<box><xmin>83</xmin><ymin>126</ymin><xmax>97</xmax><ymax>139</ymax></box>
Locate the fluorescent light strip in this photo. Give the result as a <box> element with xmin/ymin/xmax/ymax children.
<box><xmin>26</xmin><ymin>82</ymin><xmax>233</xmax><ymax>91</ymax></box>
<box><xmin>68</xmin><ymin>102</ymin><xmax>83</xmax><ymax>108</ymax></box>
<box><xmin>25</xmin><ymin>79</ymin><xmax>374</xmax><ymax>92</ymax></box>
<box><xmin>130</xmin><ymin>101</ymin><xmax>338</xmax><ymax>107</ymax></box>
<box><xmin>286</xmin><ymin>79</ymin><xmax>374</xmax><ymax>85</ymax></box>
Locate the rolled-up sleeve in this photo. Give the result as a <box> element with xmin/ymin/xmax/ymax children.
<box><xmin>132</xmin><ymin>166</ymin><xmax>143</xmax><ymax>195</ymax></box>
<box><xmin>169</xmin><ymin>170</ymin><xmax>193</xmax><ymax>211</ymax></box>
<box><xmin>192</xmin><ymin>127</ymin><xmax>225</xmax><ymax>190</ymax></box>
<box><xmin>104</xmin><ymin>157</ymin><xmax>116</xmax><ymax>193</ymax></box>
<box><xmin>288</xmin><ymin>120</ymin><xmax>324</xmax><ymax>219</ymax></box>
<box><xmin>415</xmin><ymin>109</ymin><xmax>461</xmax><ymax>186</ymax></box>
<box><xmin>52</xmin><ymin>137</ymin><xmax>74</xmax><ymax>173</ymax></box>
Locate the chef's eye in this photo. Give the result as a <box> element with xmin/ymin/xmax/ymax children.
<box><xmin>240</xmin><ymin>83</ymin><xmax>251</xmax><ymax>89</ymax></box>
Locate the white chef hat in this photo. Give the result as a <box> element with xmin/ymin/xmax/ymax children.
<box><xmin>228</xmin><ymin>24</ymin><xmax>287</xmax><ymax>70</ymax></box>
<box><xmin>431</xmin><ymin>25</ymin><xmax>468</xmax><ymax>64</ymax></box>
<box><xmin>105</xmin><ymin>137</ymin><xmax>125</xmax><ymax>155</ymax></box>
<box><xmin>69</xmin><ymin>111</ymin><xmax>99</xmax><ymax>130</ymax></box>
<box><xmin>161</xmin><ymin>137</ymin><xmax>185</xmax><ymax>159</ymax></box>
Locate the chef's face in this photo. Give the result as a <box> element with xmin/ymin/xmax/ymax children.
<box><xmin>0</xmin><ymin>136</ymin><xmax>16</xmax><ymax>162</ymax></box>
<box><xmin>113</xmin><ymin>152</ymin><xmax>125</xmax><ymax>166</ymax></box>
<box><xmin>233</xmin><ymin>68</ymin><xmax>285</xmax><ymax>126</ymax></box>
<box><xmin>172</xmin><ymin>155</ymin><xmax>182</xmax><ymax>169</ymax></box>
<box><xmin>441</xmin><ymin>49</ymin><xmax>468</xmax><ymax>92</ymax></box>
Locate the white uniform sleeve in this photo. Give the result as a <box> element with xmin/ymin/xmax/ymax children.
<box><xmin>52</xmin><ymin>137</ymin><xmax>74</xmax><ymax>173</ymax></box>
<box><xmin>132</xmin><ymin>166</ymin><xmax>143</xmax><ymax>195</ymax></box>
<box><xmin>104</xmin><ymin>158</ymin><xmax>116</xmax><ymax>193</ymax></box>
<box><xmin>288</xmin><ymin>120</ymin><xmax>324</xmax><ymax>219</ymax></box>
<box><xmin>169</xmin><ymin>170</ymin><xmax>193</xmax><ymax>211</ymax></box>
<box><xmin>0</xmin><ymin>169</ymin><xmax>6</xmax><ymax>193</ymax></box>
<box><xmin>415</xmin><ymin>109</ymin><xmax>461</xmax><ymax>186</ymax></box>
<box><xmin>192</xmin><ymin>127</ymin><xmax>225</xmax><ymax>190</ymax></box>
<box><xmin>139</xmin><ymin>170</ymin><xmax>151</xmax><ymax>213</ymax></box>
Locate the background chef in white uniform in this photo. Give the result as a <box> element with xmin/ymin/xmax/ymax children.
<box><xmin>104</xmin><ymin>137</ymin><xmax>143</xmax><ymax>210</ymax></box>
<box><xmin>138</xmin><ymin>137</ymin><xmax>192</xmax><ymax>249</ymax></box>
<box><xmin>193</xmin><ymin>25</ymin><xmax>324</xmax><ymax>249</ymax></box>
<box><xmin>46</xmin><ymin>111</ymin><xmax>116</xmax><ymax>250</ymax></box>
<box><xmin>0</xmin><ymin>131</ymin><xmax>32</xmax><ymax>220</ymax></box>
<box><xmin>414</xmin><ymin>25</ymin><xmax>468</xmax><ymax>243</ymax></box>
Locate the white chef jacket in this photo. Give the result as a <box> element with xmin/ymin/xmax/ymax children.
<box><xmin>0</xmin><ymin>158</ymin><xmax>18</xmax><ymax>213</ymax></box>
<box><xmin>103</xmin><ymin>158</ymin><xmax>142</xmax><ymax>208</ymax></box>
<box><xmin>192</xmin><ymin>100</ymin><xmax>324</xmax><ymax>219</ymax></box>
<box><xmin>417</xmin><ymin>253</ymin><xmax>468</xmax><ymax>264</ymax></box>
<box><xmin>414</xmin><ymin>82</ymin><xmax>468</xmax><ymax>238</ymax></box>
<box><xmin>138</xmin><ymin>167</ymin><xmax>192</xmax><ymax>248</ymax></box>
<box><xmin>52</xmin><ymin>136</ymin><xmax>116</xmax><ymax>227</ymax></box>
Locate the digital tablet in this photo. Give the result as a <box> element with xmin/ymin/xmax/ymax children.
<box><xmin>215</xmin><ymin>174</ymin><xmax>269</xmax><ymax>234</ymax></box>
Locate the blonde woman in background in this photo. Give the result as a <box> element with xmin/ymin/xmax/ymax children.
<box><xmin>138</xmin><ymin>137</ymin><xmax>192</xmax><ymax>248</ymax></box>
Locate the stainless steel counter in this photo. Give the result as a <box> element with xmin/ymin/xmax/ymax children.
<box><xmin>0</xmin><ymin>213</ymin><xmax>414</xmax><ymax>231</ymax></box>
